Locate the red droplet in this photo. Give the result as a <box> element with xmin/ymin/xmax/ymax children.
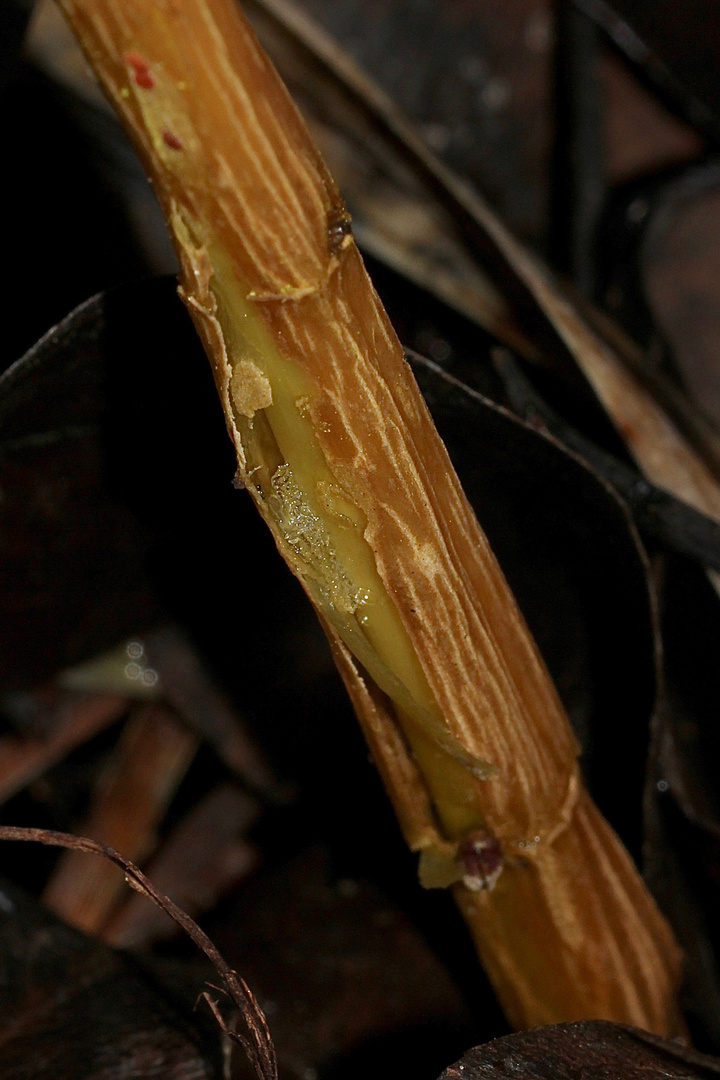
<box><xmin>124</xmin><ymin>50</ymin><xmax>155</xmax><ymax>89</ymax></box>
<box><xmin>134</xmin><ymin>69</ymin><xmax>155</xmax><ymax>89</ymax></box>
<box><xmin>125</xmin><ymin>50</ymin><xmax>149</xmax><ymax>72</ymax></box>
<box><xmin>162</xmin><ymin>129</ymin><xmax>183</xmax><ymax>151</ymax></box>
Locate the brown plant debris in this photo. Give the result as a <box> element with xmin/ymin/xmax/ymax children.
<box><xmin>43</xmin><ymin>703</ymin><xmax>198</xmax><ymax>934</ymax></box>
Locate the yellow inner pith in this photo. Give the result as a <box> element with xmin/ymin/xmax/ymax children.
<box><xmin>211</xmin><ymin>247</ymin><xmax>489</xmax><ymax>844</ymax></box>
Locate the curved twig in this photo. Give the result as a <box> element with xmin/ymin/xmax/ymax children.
<box><xmin>0</xmin><ymin>825</ymin><xmax>277</xmax><ymax>1080</ymax></box>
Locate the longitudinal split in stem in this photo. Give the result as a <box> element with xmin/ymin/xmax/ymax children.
<box><xmin>196</xmin><ymin>240</ymin><xmax>499</xmax><ymax>849</ymax></box>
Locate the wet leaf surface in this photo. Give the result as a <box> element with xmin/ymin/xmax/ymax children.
<box><xmin>599</xmin><ymin>0</ymin><xmax>720</xmax><ymax>133</ymax></box>
<box><xmin>438</xmin><ymin>1020</ymin><xmax>720</xmax><ymax>1079</ymax></box>
<box><xmin>644</xmin><ymin>557</ymin><xmax>720</xmax><ymax>1045</ymax></box>
<box><xmin>598</xmin><ymin>158</ymin><xmax>720</xmax><ymax>425</ymax></box>
<box><xmin>0</xmin><ymin>294</ymin><xmax>161</xmax><ymax>690</ymax></box>
<box><xmin>592</xmin><ymin>157</ymin><xmax>720</xmax><ymax>1044</ymax></box>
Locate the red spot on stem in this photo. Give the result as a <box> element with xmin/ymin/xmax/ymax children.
<box><xmin>125</xmin><ymin>50</ymin><xmax>149</xmax><ymax>70</ymax></box>
<box><xmin>124</xmin><ymin>50</ymin><xmax>155</xmax><ymax>89</ymax></box>
<box><xmin>162</xmin><ymin>129</ymin><xmax>184</xmax><ymax>151</ymax></box>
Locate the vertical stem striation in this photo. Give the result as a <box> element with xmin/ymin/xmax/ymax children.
<box><xmin>58</xmin><ymin>0</ymin><xmax>682</xmax><ymax>1033</ymax></box>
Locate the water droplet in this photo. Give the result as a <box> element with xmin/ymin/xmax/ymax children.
<box><xmin>126</xmin><ymin>640</ymin><xmax>144</xmax><ymax>660</ymax></box>
<box><xmin>627</xmin><ymin>198</ymin><xmax>648</xmax><ymax>224</ymax></box>
<box><xmin>337</xmin><ymin>878</ymin><xmax>359</xmax><ymax>898</ymax></box>
<box><xmin>429</xmin><ymin>337</ymin><xmax>453</xmax><ymax>363</ymax></box>
<box><xmin>459</xmin><ymin>55</ymin><xmax>486</xmax><ymax>82</ymax></box>
<box><xmin>423</xmin><ymin>123</ymin><xmax>450</xmax><ymax>152</ymax></box>
<box><xmin>480</xmin><ymin>77</ymin><xmax>510</xmax><ymax>112</ymax></box>
<box><xmin>525</xmin><ymin>9</ymin><xmax>552</xmax><ymax>52</ymax></box>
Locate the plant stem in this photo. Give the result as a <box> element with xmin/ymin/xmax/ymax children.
<box><xmin>57</xmin><ymin>0</ymin><xmax>682</xmax><ymax>1034</ymax></box>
